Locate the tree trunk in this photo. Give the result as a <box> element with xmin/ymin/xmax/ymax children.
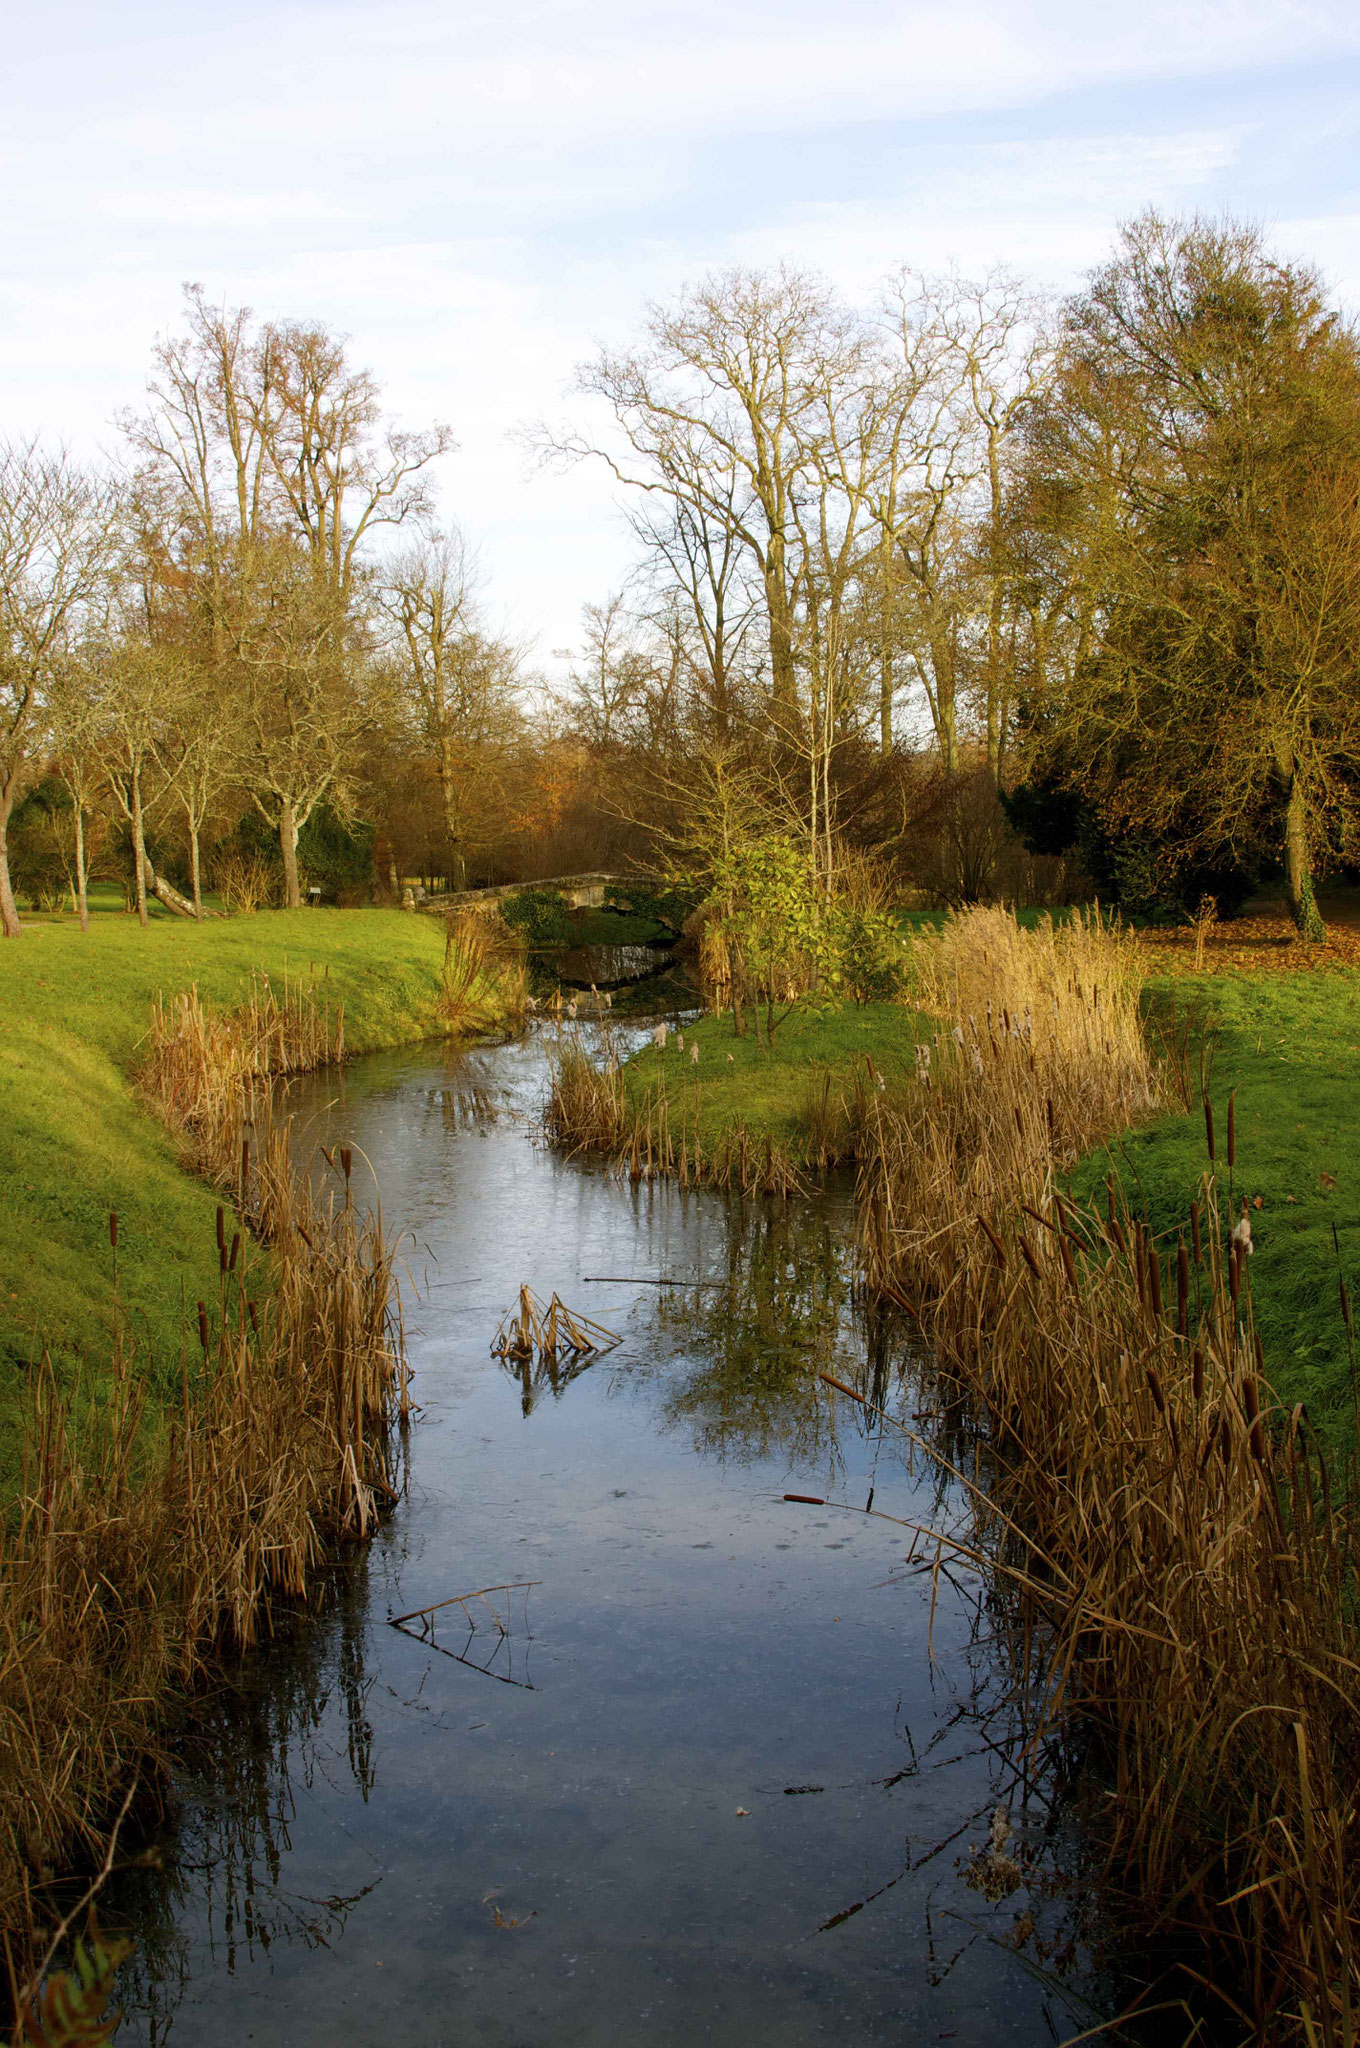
<box><xmin>279</xmin><ymin>800</ymin><xmax>302</xmax><ymax>910</ymax></box>
<box><xmin>74</xmin><ymin>805</ymin><xmax>89</xmax><ymax>932</ymax></box>
<box><xmin>189</xmin><ymin>822</ymin><xmax>203</xmax><ymax>920</ymax></box>
<box><xmin>0</xmin><ymin>775</ymin><xmax>20</xmax><ymax>938</ymax></box>
<box><xmin>1282</xmin><ymin>767</ymin><xmax>1325</xmax><ymax>940</ymax></box>
<box><xmin>144</xmin><ymin>858</ymin><xmax>199</xmax><ymax>919</ymax></box>
<box><xmin>131</xmin><ymin>769</ymin><xmax>149</xmax><ymax>928</ymax></box>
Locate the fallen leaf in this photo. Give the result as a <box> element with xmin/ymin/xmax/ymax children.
<box><xmin>1286</xmin><ymin>1196</ymin><xmax>1299</xmax><ymax>1205</ymax></box>
<box><xmin>735</xmin><ymin>1807</ymin><xmax>750</xmax><ymax>1817</ymax></box>
<box><xmin>1320</xmin><ymin>1171</ymin><xmax>1338</xmax><ymax>1191</ymax></box>
<box><xmin>1252</xmin><ymin>1195</ymin><xmax>1263</xmax><ymax>1209</ymax></box>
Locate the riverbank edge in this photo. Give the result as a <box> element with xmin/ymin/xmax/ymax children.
<box><xmin>576</xmin><ymin>964</ymin><xmax>1360</xmax><ymax>1432</ymax></box>
<box><xmin>0</xmin><ymin>909</ymin><xmax>522</xmax><ymax>1491</ymax></box>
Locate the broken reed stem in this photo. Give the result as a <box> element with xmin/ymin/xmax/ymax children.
<box><xmin>0</xmin><ymin>976</ymin><xmax>405</xmax><ymax>1963</ymax></box>
<box><xmin>857</xmin><ymin>907</ymin><xmax>1360</xmax><ymax>2040</ymax></box>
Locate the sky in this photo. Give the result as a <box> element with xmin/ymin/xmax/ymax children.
<box><xmin>5</xmin><ymin>0</ymin><xmax>1360</xmax><ymax>671</ymax></box>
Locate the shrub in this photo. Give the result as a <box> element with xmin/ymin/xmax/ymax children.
<box><xmin>500</xmin><ymin>888</ymin><xmax>573</xmax><ymax>946</ymax></box>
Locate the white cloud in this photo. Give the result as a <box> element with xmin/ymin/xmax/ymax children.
<box><xmin>3</xmin><ymin>0</ymin><xmax>1360</xmax><ymax>662</ymax></box>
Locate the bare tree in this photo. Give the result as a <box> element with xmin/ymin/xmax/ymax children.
<box><xmin>379</xmin><ymin>530</ymin><xmax>522</xmax><ymax>885</ymax></box>
<box><xmin>0</xmin><ymin>441</ymin><xmax>113</xmax><ymax>937</ymax></box>
<box><xmin>121</xmin><ymin>289</ymin><xmax>454</xmax><ymax>892</ymax></box>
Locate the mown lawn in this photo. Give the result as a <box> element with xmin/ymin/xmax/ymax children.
<box><xmin>0</xmin><ymin>909</ymin><xmax>450</xmax><ymax>1485</ymax></box>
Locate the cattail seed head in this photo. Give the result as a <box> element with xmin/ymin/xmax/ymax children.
<box><xmin>1177</xmin><ymin>1241</ymin><xmax>1189</xmax><ymax>1335</ymax></box>
<box><xmin>1203</xmin><ymin>1095</ymin><xmax>1216</xmax><ymax>1163</ymax></box>
<box><xmin>109</xmin><ymin>1210</ymin><xmax>118</xmax><ymax>1251</ymax></box>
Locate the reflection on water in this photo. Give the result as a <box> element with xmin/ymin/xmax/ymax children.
<box><xmin>107</xmin><ymin>1024</ymin><xmax>1111</xmax><ymax>2046</ymax></box>
<box><xmin>546</xmin><ymin>941</ymin><xmax>674</xmax><ymax>988</ymax></box>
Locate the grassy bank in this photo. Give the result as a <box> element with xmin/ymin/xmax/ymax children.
<box><xmin>0</xmin><ymin>910</ymin><xmax>459</xmax><ymax>1483</ymax></box>
<box><xmin>601</xmin><ymin>939</ymin><xmax>1360</xmax><ymax>1433</ymax></box>
<box><xmin>619</xmin><ymin>1001</ymin><xmax>925</xmax><ymax>1157</ymax></box>
<box><xmin>1070</xmin><ymin>966</ymin><xmax>1360</xmax><ymax>1452</ymax></box>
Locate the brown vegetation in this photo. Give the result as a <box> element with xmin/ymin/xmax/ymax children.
<box><xmin>0</xmin><ymin>981</ymin><xmax>405</xmax><ymax>1978</ymax></box>
<box><xmin>856</xmin><ymin>909</ymin><xmax>1360</xmax><ymax>2039</ymax></box>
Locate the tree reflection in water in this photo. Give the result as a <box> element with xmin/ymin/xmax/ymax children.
<box><xmin>656</xmin><ymin>1191</ymin><xmax>904</xmax><ymax>1479</ymax></box>
<box><xmin>107</xmin><ymin>1549</ymin><xmax>383</xmax><ymax>2041</ymax></box>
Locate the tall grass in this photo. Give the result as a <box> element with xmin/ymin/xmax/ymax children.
<box><xmin>0</xmin><ymin>980</ymin><xmax>406</xmax><ymax>1981</ymax></box>
<box><xmin>438</xmin><ymin>908</ymin><xmax>527</xmax><ymax>1035</ymax></box>
<box><xmin>859</xmin><ymin>908</ymin><xmax>1360</xmax><ymax>2040</ymax></box>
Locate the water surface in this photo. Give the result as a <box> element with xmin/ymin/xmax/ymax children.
<box><xmin>113</xmin><ymin>1022</ymin><xmax>1101</xmax><ymax>2045</ymax></box>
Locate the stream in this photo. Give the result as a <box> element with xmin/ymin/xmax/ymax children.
<box><xmin>110</xmin><ymin>1017</ymin><xmax>1110</xmax><ymax>2045</ymax></box>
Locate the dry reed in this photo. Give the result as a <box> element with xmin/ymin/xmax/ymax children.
<box><xmin>438</xmin><ymin>908</ymin><xmax>527</xmax><ymax>1035</ymax></box>
<box><xmin>858</xmin><ymin>907</ymin><xmax>1360</xmax><ymax>2041</ymax></box>
<box><xmin>0</xmin><ymin>979</ymin><xmax>406</xmax><ymax>1984</ymax></box>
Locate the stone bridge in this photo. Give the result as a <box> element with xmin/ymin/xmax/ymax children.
<box><xmin>440</xmin><ymin>872</ymin><xmax>628</xmax><ymax>912</ymax></box>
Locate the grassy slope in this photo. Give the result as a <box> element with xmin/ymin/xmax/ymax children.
<box><xmin>1069</xmin><ymin>968</ymin><xmax>1360</xmax><ymax>1449</ymax></box>
<box><xmin>0</xmin><ymin>910</ymin><xmax>449</xmax><ymax>1476</ymax></box>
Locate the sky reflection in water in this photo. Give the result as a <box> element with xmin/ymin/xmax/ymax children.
<box><xmin>112</xmin><ymin>1025</ymin><xmax>1101</xmax><ymax>2046</ymax></box>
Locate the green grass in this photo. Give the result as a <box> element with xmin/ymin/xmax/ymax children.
<box><xmin>623</xmin><ymin>1001</ymin><xmax>926</xmax><ymax>1152</ymax></box>
<box><xmin>1069</xmin><ymin>968</ymin><xmax>1360</xmax><ymax>1452</ymax></box>
<box><xmin>624</xmin><ymin>959</ymin><xmax>1360</xmax><ymax>1454</ymax></box>
<box><xmin>0</xmin><ymin>909</ymin><xmax>452</xmax><ymax>1486</ymax></box>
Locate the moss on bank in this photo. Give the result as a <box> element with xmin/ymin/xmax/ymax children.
<box><xmin>0</xmin><ymin>910</ymin><xmax>460</xmax><ymax>1482</ymax></box>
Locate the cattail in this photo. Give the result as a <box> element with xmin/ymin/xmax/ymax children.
<box><xmin>977</xmin><ymin>1215</ymin><xmax>1007</xmax><ymax>1268</ymax></box>
<box><xmin>247</xmin><ymin>1298</ymin><xmax>259</xmax><ymax>1335</ymax></box>
<box><xmin>1203</xmin><ymin>1094</ymin><xmax>1215</xmax><ymax>1163</ymax></box>
<box><xmin>1226</xmin><ymin>1089</ymin><xmax>1237</xmax><ymax>1171</ymax></box>
<box><xmin>1058</xmin><ymin>1235</ymin><xmax>1077</xmax><ymax>1289</ymax></box>
<box><xmin>340</xmin><ymin>1146</ymin><xmax>353</xmax><ymax>1182</ymax></box>
<box><xmin>229</xmin><ymin>1232</ymin><xmax>241</xmax><ymax>1273</ymax></box>
<box><xmin>216</xmin><ymin>1204</ymin><xmax>226</xmax><ymax>1254</ymax></box>
<box><xmin>1177</xmin><ymin>1241</ymin><xmax>1189</xmax><ymax>1335</ymax></box>
<box><xmin>1242</xmin><ymin>1374</ymin><xmax>1266</xmax><ymax>1462</ymax></box>
<box><xmin>1146</xmin><ymin>1362</ymin><xmax>1166</xmax><ymax>1413</ymax></box>
<box><xmin>1018</xmin><ymin>1237</ymin><xmax>1042</xmax><ymax>1280</ymax></box>
<box><xmin>108</xmin><ymin>1210</ymin><xmax>118</xmax><ymax>1251</ymax></box>
<box><xmin>197</xmin><ymin>1301</ymin><xmax>210</xmax><ymax>1353</ymax></box>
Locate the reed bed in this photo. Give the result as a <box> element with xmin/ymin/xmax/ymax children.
<box><xmin>438</xmin><ymin>907</ymin><xmax>527</xmax><ymax>1036</ymax></box>
<box><xmin>546</xmin><ymin>1037</ymin><xmax>803</xmax><ymax>1195</ymax></box>
<box><xmin>0</xmin><ymin>981</ymin><xmax>406</xmax><ymax>1985</ymax></box>
<box><xmin>858</xmin><ymin>908</ymin><xmax>1360</xmax><ymax>2041</ymax></box>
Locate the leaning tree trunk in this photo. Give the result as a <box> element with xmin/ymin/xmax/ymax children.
<box><xmin>0</xmin><ymin>775</ymin><xmax>21</xmax><ymax>938</ymax></box>
<box><xmin>143</xmin><ymin>856</ymin><xmax>198</xmax><ymax>919</ymax></box>
<box><xmin>279</xmin><ymin>800</ymin><xmax>302</xmax><ymax>910</ymax></box>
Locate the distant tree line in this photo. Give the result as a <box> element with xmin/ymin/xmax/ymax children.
<box><xmin>4</xmin><ymin>213</ymin><xmax>1359</xmax><ymax>935</ymax></box>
